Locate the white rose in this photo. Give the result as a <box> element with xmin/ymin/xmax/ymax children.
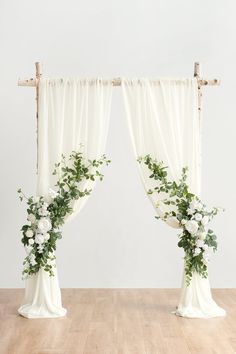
<box><xmin>181</xmin><ymin>219</ymin><xmax>187</xmax><ymax>225</ymax></box>
<box><xmin>38</xmin><ymin>218</ymin><xmax>52</xmax><ymax>233</ymax></box>
<box><xmin>203</xmin><ymin>244</ymin><xmax>209</xmax><ymax>251</ymax></box>
<box><xmin>25</xmin><ymin>229</ymin><xmax>34</xmax><ymax>238</ymax></box>
<box><xmin>185</xmin><ymin>220</ymin><xmax>198</xmax><ymax>234</ymax></box>
<box><xmin>194</xmin><ymin>213</ymin><xmax>203</xmax><ymax>221</ymax></box>
<box><xmin>196</xmin><ymin>239</ymin><xmax>205</xmax><ymax>248</ymax></box>
<box><xmin>48</xmin><ymin>188</ymin><xmax>58</xmax><ymax>199</ymax></box>
<box><xmin>187</xmin><ymin>208</ymin><xmax>194</xmax><ymax>215</ymax></box>
<box><xmin>38</xmin><ymin>207</ymin><xmax>49</xmax><ymax>217</ymax></box>
<box><xmin>35</xmin><ymin>233</ymin><xmax>45</xmax><ymax>244</ymax></box>
<box><xmin>201</xmin><ymin>216</ymin><xmax>209</xmax><ymax>226</ymax></box>
<box><xmin>198</xmin><ymin>231</ymin><xmax>207</xmax><ymax>240</ymax></box>
<box><xmin>196</xmin><ymin>202</ymin><xmax>203</xmax><ymax>211</ymax></box>
<box><xmin>28</xmin><ymin>238</ymin><xmax>34</xmax><ymax>245</ymax></box>
<box><xmin>27</xmin><ymin>213</ymin><xmax>36</xmax><ymax>224</ymax></box>
<box><xmin>194</xmin><ymin>248</ymin><xmax>201</xmax><ymax>256</ymax></box>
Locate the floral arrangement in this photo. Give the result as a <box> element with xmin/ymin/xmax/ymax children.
<box><xmin>138</xmin><ymin>155</ymin><xmax>222</xmax><ymax>285</ymax></box>
<box><xmin>18</xmin><ymin>151</ymin><xmax>110</xmax><ymax>279</ymax></box>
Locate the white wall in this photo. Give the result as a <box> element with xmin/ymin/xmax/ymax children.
<box><xmin>0</xmin><ymin>0</ymin><xmax>235</xmax><ymax>288</ymax></box>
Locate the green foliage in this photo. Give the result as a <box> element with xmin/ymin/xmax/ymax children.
<box><xmin>18</xmin><ymin>151</ymin><xmax>110</xmax><ymax>278</ymax></box>
<box><xmin>138</xmin><ymin>155</ymin><xmax>222</xmax><ymax>285</ymax></box>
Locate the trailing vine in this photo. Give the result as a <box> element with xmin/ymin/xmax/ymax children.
<box><xmin>18</xmin><ymin>151</ymin><xmax>110</xmax><ymax>278</ymax></box>
<box><xmin>138</xmin><ymin>155</ymin><xmax>222</xmax><ymax>285</ymax></box>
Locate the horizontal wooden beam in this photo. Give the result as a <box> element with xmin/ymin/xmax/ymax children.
<box><xmin>18</xmin><ymin>77</ymin><xmax>220</xmax><ymax>87</ymax></box>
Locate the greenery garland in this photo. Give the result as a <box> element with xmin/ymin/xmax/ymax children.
<box><xmin>138</xmin><ymin>155</ymin><xmax>222</xmax><ymax>285</ymax></box>
<box><xmin>18</xmin><ymin>151</ymin><xmax>110</xmax><ymax>279</ymax></box>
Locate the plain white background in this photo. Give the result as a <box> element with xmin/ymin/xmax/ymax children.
<box><xmin>0</xmin><ymin>0</ymin><xmax>235</xmax><ymax>288</ymax></box>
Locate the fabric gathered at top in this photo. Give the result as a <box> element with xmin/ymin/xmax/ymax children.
<box><xmin>122</xmin><ymin>77</ymin><xmax>225</xmax><ymax>318</ymax></box>
<box><xmin>18</xmin><ymin>78</ymin><xmax>113</xmax><ymax>318</ymax></box>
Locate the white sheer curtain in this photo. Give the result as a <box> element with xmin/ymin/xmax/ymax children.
<box><xmin>122</xmin><ymin>78</ymin><xmax>225</xmax><ymax>318</ymax></box>
<box><xmin>18</xmin><ymin>78</ymin><xmax>113</xmax><ymax>318</ymax></box>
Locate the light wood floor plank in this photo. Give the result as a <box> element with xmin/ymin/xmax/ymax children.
<box><xmin>0</xmin><ymin>289</ymin><xmax>235</xmax><ymax>354</ymax></box>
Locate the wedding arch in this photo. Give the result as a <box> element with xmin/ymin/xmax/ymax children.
<box><xmin>17</xmin><ymin>62</ymin><xmax>225</xmax><ymax>319</ymax></box>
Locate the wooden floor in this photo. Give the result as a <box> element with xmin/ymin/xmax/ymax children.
<box><xmin>0</xmin><ymin>289</ymin><xmax>236</xmax><ymax>354</ymax></box>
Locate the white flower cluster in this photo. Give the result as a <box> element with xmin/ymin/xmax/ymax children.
<box><xmin>23</xmin><ymin>189</ymin><xmax>58</xmax><ymax>274</ymax></box>
<box><xmin>180</xmin><ymin>199</ymin><xmax>212</xmax><ymax>265</ymax></box>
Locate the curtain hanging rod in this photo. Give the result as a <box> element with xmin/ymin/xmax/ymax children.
<box><xmin>17</xmin><ymin>62</ymin><xmax>220</xmax><ymax>172</ymax></box>
<box><xmin>18</xmin><ymin>77</ymin><xmax>220</xmax><ymax>87</ymax></box>
<box><xmin>18</xmin><ymin>64</ymin><xmax>220</xmax><ymax>87</ymax></box>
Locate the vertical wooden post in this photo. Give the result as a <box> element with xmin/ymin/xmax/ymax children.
<box><xmin>194</xmin><ymin>62</ymin><xmax>202</xmax><ymax>114</ymax></box>
<box><xmin>194</xmin><ymin>62</ymin><xmax>202</xmax><ymax>178</ymax></box>
<box><xmin>35</xmin><ymin>62</ymin><xmax>42</xmax><ymax>173</ymax></box>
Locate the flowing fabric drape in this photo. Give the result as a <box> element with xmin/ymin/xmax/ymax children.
<box><xmin>122</xmin><ymin>78</ymin><xmax>225</xmax><ymax>318</ymax></box>
<box><xmin>18</xmin><ymin>78</ymin><xmax>113</xmax><ymax>318</ymax></box>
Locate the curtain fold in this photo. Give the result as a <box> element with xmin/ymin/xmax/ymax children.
<box><xmin>18</xmin><ymin>78</ymin><xmax>113</xmax><ymax>318</ymax></box>
<box><xmin>122</xmin><ymin>78</ymin><xmax>225</xmax><ymax>318</ymax></box>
